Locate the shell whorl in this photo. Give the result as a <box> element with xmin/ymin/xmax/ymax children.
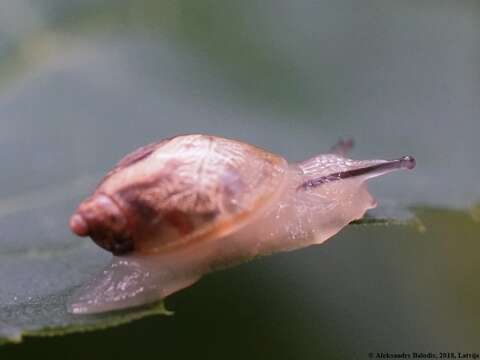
<box><xmin>95</xmin><ymin>134</ymin><xmax>288</xmax><ymax>253</ymax></box>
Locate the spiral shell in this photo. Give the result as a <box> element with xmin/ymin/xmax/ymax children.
<box><xmin>71</xmin><ymin>134</ymin><xmax>288</xmax><ymax>254</ymax></box>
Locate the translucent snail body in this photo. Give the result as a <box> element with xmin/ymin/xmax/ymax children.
<box><xmin>68</xmin><ymin>134</ymin><xmax>415</xmax><ymax>314</ymax></box>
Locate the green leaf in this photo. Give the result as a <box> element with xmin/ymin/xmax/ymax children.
<box><xmin>0</xmin><ymin>294</ymin><xmax>170</xmax><ymax>343</ymax></box>
<box><xmin>0</xmin><ymin>176</ymin><xmax>424</xmax><ymax>345</ymax></box>
<box><xmin>351</xmin><ymin>205</ymin><xmax>426</xmax><ymax>232</ymax></box>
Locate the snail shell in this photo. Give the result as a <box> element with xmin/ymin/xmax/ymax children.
<box><xmin>68</xmin><ymin>134</ymin><xmax>415</xmax><ymax>314</ymax></box>
<box><xmin>70</xmin><ymin>135</ymin><xmax>287</xmax><ymax>255</ymax></box>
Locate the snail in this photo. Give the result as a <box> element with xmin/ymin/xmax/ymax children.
<box><xmin>68</xmin><ymin>134</ymin><xmax>415</xmax><ymax>314</ymax></box>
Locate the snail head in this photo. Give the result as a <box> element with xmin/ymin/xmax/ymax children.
<box><xmin>69</xmin><ymin>193</ymin><xmax>134</xmax><ymax>255</ymax></box>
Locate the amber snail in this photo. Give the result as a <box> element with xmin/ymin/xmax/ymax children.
<box><xmin>68</xmin><ymin>134</ymin><xmax>415</xmax><ymax>314</ymax></box>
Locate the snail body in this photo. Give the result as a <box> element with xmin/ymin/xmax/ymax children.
<box><xmin>68</xmin><ymin>134</ymin><xmax>415</xmax><ymax>314</ymax></box>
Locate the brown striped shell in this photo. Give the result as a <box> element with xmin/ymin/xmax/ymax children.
<box><xmin>70</xmin><ymin>134</ymin><xmax>288</xmax><ymax>255</ymax></box>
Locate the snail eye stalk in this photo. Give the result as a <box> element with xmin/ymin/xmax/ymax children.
<box><xmin>299</xmin><ymin>156</ymin><xmax>416</xmax><ymax>190</ymax></box>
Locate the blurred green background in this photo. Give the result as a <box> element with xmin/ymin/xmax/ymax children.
<box><xmin>0</xmin><ymin>1</ymin><xmax>479</xmax><ymax>359</ymax></box>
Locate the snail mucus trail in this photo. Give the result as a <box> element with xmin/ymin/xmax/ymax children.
<box><xmin>68</xmin><ymin>134</ymin><xmax>415</xmax><ymax>314</ymax></box>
